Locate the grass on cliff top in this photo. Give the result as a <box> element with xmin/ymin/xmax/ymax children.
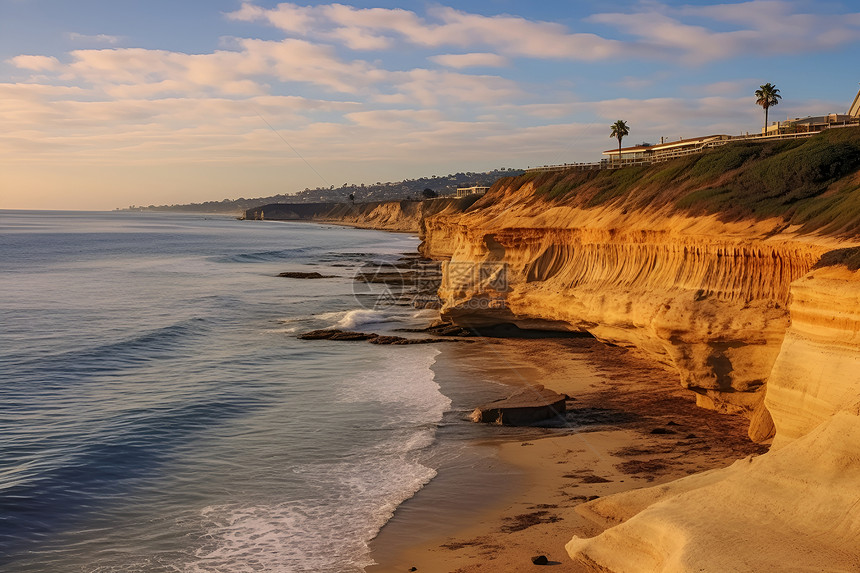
<box><xmin>523</xmin><ymin>128</ymin><xmax>860</xmax><ymax>236</ymax></box>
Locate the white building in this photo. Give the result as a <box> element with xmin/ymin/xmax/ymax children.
<box><xmin>602</xmin><ymin>135</ymin><xmax>732</xmax><ymax>163</ymax></box>
<box><xmin>456</xmin><ymin>186</ymin><xmax>490</xmax><ymax>198</ymax></box>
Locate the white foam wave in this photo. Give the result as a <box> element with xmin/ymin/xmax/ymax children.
<box><xmin>338</xmin><ymin>347</ymin><xmax>449</xmax><ymax>414</ymax></box>
<box><xmin>316</xmin><ymin>310</ymin><xmax>347</xmax><ymax>321</ymax></box>
<box><xmin>184</xmin><ymin>453</ymin><xmax>437</xmax><ymax>573</ymax></box>
<box><xmin>182</xmin><ymin>346</ymin><xmax>448</xmax><ymax>573</ymax></box>
<box><xmin>330</xmin><ymin>309</ymin><xmax>396</xmax><ymax>330</ymax></box>
<box><xmin>411</xmin><ymin>309</ymin><xmax>439</xmax><ymax>319</ymax></box>
<box><xmin>265</xmin><ymin>326</ymin><xmax>298</xmax><ymax>334</ymax></box>
<box><xmin>280</xmin><ymin>307</ymin><xmax>435</xmax><ymax>332</ymax></box>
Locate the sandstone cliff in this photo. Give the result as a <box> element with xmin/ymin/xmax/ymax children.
<box><xmin>565</xmin><ymin>261</ymin><xmax>860</xmax><ymax>572</ymax></box>
<box><xmin>414</xmin><ymin>129</ymin><xmax>860</xmax><ymax>571</ymax></box>
<box><xmin>421</xmin><ymin>129</ymin><xmax>860</xmax><ymax>441</ymax></box>
<box><xmin>242</xmin><ymin>196</ymin><xmax>480</xmax><ymax>233</ymax></box>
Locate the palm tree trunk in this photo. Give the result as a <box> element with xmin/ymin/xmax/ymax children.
<box><xmin>764</xmin><ymin>107</ymin><xmax>768</xmax><ymax>133</ymax></box>
<box><xmin>617</xmin><ymin>137</ymin><xmax>622</xmax><ymax>163</ymax></box>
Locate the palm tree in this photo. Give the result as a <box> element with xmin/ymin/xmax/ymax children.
<box><xmin>610</xmin><ymin>120</ymin><xmax>630</xmax><ymax>163</ymax></box>
<box><xmin>755</xmin><ymin>83</ymin><xmax>781</xmax><ymax>133</ymax></box>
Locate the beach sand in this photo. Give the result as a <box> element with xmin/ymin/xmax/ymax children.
<box><xmin>368</xmin><ymin>337</ymin><xmax>767</xmax><ymax>573</ymax></box>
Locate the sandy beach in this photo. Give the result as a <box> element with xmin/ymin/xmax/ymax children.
<box><xmin>368</xmin><ymin>336</ymin><xmax>766</xmax><ymax>572</ymax></box>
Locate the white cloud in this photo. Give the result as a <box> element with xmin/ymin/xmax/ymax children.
<box><xmin>46</xmin><ymin>39</ymin><xmax>386</xmax><ymax>97</ymax></box>
<box><xmin>230</xmin><ymin>1</ymin><xmax>860</xmax><ymax>65</ymax></box>
<box><xmin>429</xmin><ymin>53</ymin><xmax>508</xmax><ymax>69</ymax></box>
<box><xmin>68</xmin><ymin>32</ymin><xmax>121</xmax><ymax>44</ymax></box>
<box><xmin>590</xmin><ymin>0</ymin><xmax>860</xmax><ymax>64</ymax></box>
<box><xmin>377</xmin><ymin>68</ymin><xmax>522</xmax><ymax>107</ymax></box>
<box><xmin>228</xmin><ymin>2</ymin><xmax>624</xmax><ymax>61</ymax></box>
<box><xmin>9</xmin><ymin>54</ymin><xmax>61</xmax><ymax>71</ymax></box>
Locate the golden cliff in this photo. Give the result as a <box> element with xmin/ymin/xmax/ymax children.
<box><xmin>564</xmin><ymin>259</ymin><xmax>860</xmax><ymax>572</ymax></box>
<box><xmin>766</xmin><ymin>258</ymin><xmax>860</xmax><ymax>447</ymax></box>
<box><xmin>422</xmin><ymin>189</ymin><xmax>836</xmax><ymax>440</ymax></box>
<box><xmin>242</xmin><ymin>196</ymin><xmax>479</xmax><ymax>233</ymax></box>
<box><xmin>421</xmin><ymin>130</ymin><xmax>860</xmax><ymax>442</ymax></box>
<box><xmin>417</xmin><ymin>130</ymin><xmax>860</xmax><ymax>570</ymax></box>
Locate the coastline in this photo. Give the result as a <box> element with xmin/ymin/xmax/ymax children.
<box><xmin>262</xmin><ymin>218</ymin><xmax>770</xmax><ymax>572</ymax></box>
<box><xmin>244</xmin><ymin>131</ymin><xmax>860</xmax><ymax>571</ymax></box>
<box><xmin>368</xmin><ymin>337</ymin><xmax>766</xmax><ymax>572</ymax></box>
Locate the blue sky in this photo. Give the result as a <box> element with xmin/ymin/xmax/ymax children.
<box><xmin>2</xmin><ymin>0</ymin><xmax>859</xmax><ymax>209</ymax></box>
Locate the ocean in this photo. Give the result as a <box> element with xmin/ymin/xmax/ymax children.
<box><xmin>0</xmin><ymin>210</ymin><xmax>453</xmax><ymax>572</ymax></box>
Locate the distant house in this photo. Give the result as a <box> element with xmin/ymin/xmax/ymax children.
<box><xmin>602</xmin><ymin>135</ymin><xmax>732</xmax><ymax>163</ymax></box>
<box><xmin>456</xmin><ymin>186</ymin><xmax>490</xmax><ymax>198</ymax></box>
<box><xmin>765</xmin><ymin>85</ymin><xmax>860</xmax><ymax>135</ymax></box>
<box><xmin>766</xmin><ymin>113</ymin><xmax>856</xmax><ymax>135</ymax></box>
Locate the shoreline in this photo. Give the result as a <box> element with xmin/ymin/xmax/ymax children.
<box><xmin>367</xmin><ymin>337</ymin><xmax>767</xmax><ymax>572</ymax></box>
<box><xmin>266</xmin><ymin>218</ymin><xmax>773</xmax><ymax>571</ymax></box>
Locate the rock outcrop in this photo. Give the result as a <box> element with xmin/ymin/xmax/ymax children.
<box><xmin>421</xmin><ymin>181</ymin><xmax>838</xmax><ymax>436</ymax></box>
<box><xmin>298</xmin><ymin>329</ymin><xmax>462</xmax><ymax>345</ymax></box>
<box><xmin>469</xmin><ymin>385</ymin><xmax>567</xmax><ymax>425</ymax></box>
<box><xmin>277</xmin><ymin>271</ymin><xmax>337</xmax><ymax>279</ymax></box>
<box><xmin>562</xmin><ymin>261</ymin><xmax>860</xmax><ymax>570</ymax></box>
<box><xmin>765</xmin><ymin>262</ymin><xmax>860</xmax><ymax>448</ymax></box>
<box><xmin>565</xmin><ymin>401</ymin><xmax>860</xmax><ymax>572</ymax></box>
<box><xmin>418</xmin><ymin>131</ymin><xmax>860</xmax><ymax>441</ymax></box>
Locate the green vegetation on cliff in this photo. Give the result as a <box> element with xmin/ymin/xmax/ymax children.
<box><xmin>517</xmin><ymin>128</ymin><xmax>860</xmax><ymax>235</ymax></box>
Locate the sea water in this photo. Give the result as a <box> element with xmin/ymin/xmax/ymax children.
<box><xmin>0</xmin><ymin>211</ymin><xmax>449</xmax><ymax>572</ymax></box>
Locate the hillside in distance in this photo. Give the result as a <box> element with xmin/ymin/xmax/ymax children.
<box><xmin>118</xmin><ymin>168</ymin><xmax>522</xmax><ymax>213</ymax></box>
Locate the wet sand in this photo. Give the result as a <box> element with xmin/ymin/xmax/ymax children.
<box><xmin>368</xmin><ymin>337</ymin><xmax>767</xmax><ymax>572</ymax></box>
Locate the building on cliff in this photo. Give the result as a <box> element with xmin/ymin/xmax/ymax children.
<box><xmin>765</xmin><ymin>112</ymin><xmax>857</xmax><ymax>135</ymax></box>
<box><xmin>757</xmin><ymin>84</ymin><xmax>860</xmax><ymax>135</ymax></box>
<box><xmin>602</xmin><ymin>134</ymin><xmax>732</xmax><ymax>164</ymax></box>
<box><xmin>455</xmin><ymin>186</ymin><xmax>489</xmax><ymax>198</ymax></box>
<box><xmin>605</xmin><ymin>86</ymin><xmax>860</xmax><ymax>162</ymax></box>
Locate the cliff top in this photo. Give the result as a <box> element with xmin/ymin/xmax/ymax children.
<box><xmin>487</xmin><ymin>128</ymin><xmax>860</xmax><ymax>237</ymax></box>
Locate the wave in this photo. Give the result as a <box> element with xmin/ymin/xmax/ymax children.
<box><xmin>265</xmin><ymin>326</ymin><xmax>299</xmax><ymax>334</ymax></box>
<box><xmin>186</xmin><ymin>460</ymin><xmax>436</xmax><ymax>573</ymax></box>
<box><xmin>328</xmin><ymin>309</ymin><xmax>400</xmax><ymax>330</ymax></box>
<box><xmin>216</xmin><ymin>248</ymin><xmax>316</xmax><ymax>264</ymax></box>
<box><xmin>0</xmin><ymin>399</ymin><xmax>260</xmax><ymax>564</ymax></box>
<box><xmin>0</xmin><ymin>318</ymin><xmax>207</xmax><ymax>382</ymax></box>
<box><xmin>181</xmin><ymin>348</ymin><xmax>447</xmax><ymax>573</ymax></box>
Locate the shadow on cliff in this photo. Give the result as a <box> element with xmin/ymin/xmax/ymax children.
<box><xmin>418</xmin><ymin>321</ymin><xmax>597</xmax><ymax>340</ymax></box>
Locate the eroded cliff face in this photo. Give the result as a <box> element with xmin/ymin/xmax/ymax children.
<box><xmin>564</xmin><ymin>264</ymin><xmax>860</xmax><ymax>572</ymax></box>
<box><xmin>421</xmin><ymin>182</ymin><xmax>839</xmax><ymax>436</ymax></box>
<box><xmin>766</xmin><ymin>264</ymin><xmax>860</xmax><ymax>448</ymax></box>
<box><xmin>419</xmin><ymin>175</ymin><xmax>860</xmax><ymax>571</ymax></box>
<box><xmin>243</xmin><ymin>196</ymin><xmax>475</xmax><ymax>233</ymax></box>
<box><xmin>565</xmin><ymin>403</ymin><xmax>860</xmax><ymax>572</ymax></box>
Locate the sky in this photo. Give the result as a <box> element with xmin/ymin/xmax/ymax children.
<box><xmin>2</xmin><ymin>0</ymin><xmax>860</xmax><ymax>210</ymax></box>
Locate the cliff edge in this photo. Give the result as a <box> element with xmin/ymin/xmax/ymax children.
<box><xmin>242</xmin><ymin>196</ymin><xmax>481</xmax><ymax>233</ymax></box>
<box><xmin>416</xmin><ymin>128</ymin><xmax>860</xmax><ymax>571</ymax></box>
